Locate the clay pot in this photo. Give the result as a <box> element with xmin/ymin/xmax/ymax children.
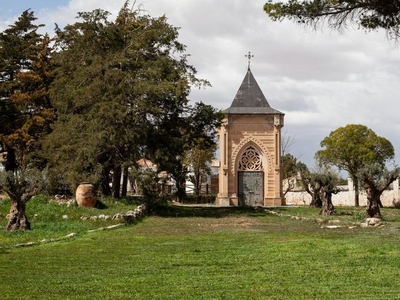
<box><xmin>76</xmin><ymin>183</ymin><xmax>97</xmax><ymax>207</ymax></box>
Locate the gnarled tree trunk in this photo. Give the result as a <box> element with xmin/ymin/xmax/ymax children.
<box><xmin>101</xmin><ymin>167</ymin><xmax>112</xmax><ymax>196</ymax></box>
<box><xmin>302</xmin><ymin>177</ymin><xmax>322</xmax><ymax>208</ymax></box>
<box><xmin>320</xmin><ymin>191</ymin><xmax>335</xmax><ymax>216</ymax></box>
<box><xmin>308</xmin><ymin>184</ymin><xmax>322</xmax><ymax>208</ymax></box>
<box><xmin>175</xmin><ymin>179</ymin><xmax>186</xmax><ymax>202</ymax></box>
<box><xmin>6</xmin><ymin>196</ymin><xmax>31</xmax><ymax>231</ymax></box>
<box><xmin>354</xmin><ymin>180</ymin><xmax>360</xmax><ymax>207</ymax></box>
<box><xmin>366</xmin><ymin>188</ymin><xmax>382</xmax><ymax>218</ymax></box>
<box><xmin>121</xmin><ymin>166</ymin><xmax>129</xmax><ymax>198</ymax></box>
<box><xmin>112</xmin><ymin>165</ymin><xmax>122</xmax><ymax>198</ymax></box>
<box><xmin>310</xmin><ymin>192</ymin><xmax>322</xmax><ymax>208</ymax></box>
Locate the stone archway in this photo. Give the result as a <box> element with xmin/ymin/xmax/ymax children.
<box><xmin>231</xmin><ymin>136</ymin><xmax>273</xmax><ymax>175</ymax></box>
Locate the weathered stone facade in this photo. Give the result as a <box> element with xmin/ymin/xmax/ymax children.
<box><xmin>216</xmin><ymin>67</ymin><xmax>284</xmax><ymax>206</ymax></box>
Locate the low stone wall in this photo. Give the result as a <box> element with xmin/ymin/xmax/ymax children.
<box><xmin>117</xmin><ymin>203</ymin><xmax>147</xmax><ymax>224</ymax></box>
<box><xmin>285</xmin><ymin>178</ymin><xmax>400</xmax><ymax>207</ymax></box>
<box><xmin>79</xmin><ymin>203</ymin><xmax>147</xmax><ymax>224</ymax></box>
<box><xmin>285</xmin><ymin>190</ymin><xmax>398</xmax><ymax>207</ymax></box>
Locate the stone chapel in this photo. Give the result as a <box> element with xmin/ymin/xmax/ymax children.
<box><xmin>216</xmin><ymin>62</ymin><xmax>285</xmax><ymax>207</ymax></box>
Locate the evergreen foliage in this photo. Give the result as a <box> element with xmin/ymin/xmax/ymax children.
<box><xmin>43</xmin><ymin>3</ymin><xmax>222</xmax><ymax>201</ymax></box>
<box><xmin>0</xmin><ymin>10</ymin><xmax>55</xmax><ymax>230</ymax></box>
<box><xmin>1</xmin><ymin>3</ymin><xmax>223</xmax><ymax>229</ymax></box>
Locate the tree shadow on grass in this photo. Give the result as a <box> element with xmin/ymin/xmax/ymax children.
<box><xmin>95</xmin><ymin>200</ymin><xmax>108</xmax><ymax>209</ymax></box>
<box><xmin>153</xmin><ymin>204</ymin><xmax>267</xmax><ymax>218</ymax></box>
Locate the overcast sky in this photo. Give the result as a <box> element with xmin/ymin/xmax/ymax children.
<box><xmin>2</xmin><ymin>0</ymin><xmax>400</xmax><ymax>170</ymax></box>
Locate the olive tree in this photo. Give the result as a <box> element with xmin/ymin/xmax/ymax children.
<box><xmin>316</xmin><ymin>124</ymin><xmax>395</xmax><ymax>207</ymax></box>
<box><xmin>299</xmin><ymin>163</ymin><xmax>340</xmax><ymax>215</ymax></box>
<box><xmin>358</xmin><ymin>162</ymin><xmax>400</xmax><ymax>217</ymax></box>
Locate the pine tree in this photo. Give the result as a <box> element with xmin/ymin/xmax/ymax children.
<box><xmin>44</xmin><ymin>2</ymin><xmax>219</xmax><ymax>200</ymax></box>
<box><xmin>0</xmin><ymin>11</ymin><xmax>55</xmax><ymax>230</ymax></box>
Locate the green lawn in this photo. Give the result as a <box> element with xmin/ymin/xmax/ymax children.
<box><xmin>0</xmin><ymin>195</ymin><xmax>140</xmax><ymax>247</ymax></box>
<box><xmin>1</xmin><ymin>204</ymin><xmax>400</xmax><ymax>299</ymax></box>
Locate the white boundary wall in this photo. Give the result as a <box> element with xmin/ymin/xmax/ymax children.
<box><xmin>285</xmin><ymin>178</ymin><xmax>400</xmax><ymax>207</ymax></box>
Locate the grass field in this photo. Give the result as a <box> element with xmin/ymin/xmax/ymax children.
<box><xmin>1</xmin><ymin>198</ymin><xmax>400</xmax><ymax>299</ymax></box>
<box><xmin>0</xmin><ymin>195</ymin><xmax>140</xmax><ymax>247</ymax></box>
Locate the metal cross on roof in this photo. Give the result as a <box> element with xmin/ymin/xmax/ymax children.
<box><xmin>245</xmin><ymin>51</ymin><xmax>254</xmax><ymax>70</ymax></box>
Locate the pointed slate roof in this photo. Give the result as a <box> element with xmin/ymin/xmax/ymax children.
<box><xmin>223</xmin><ymin>68</ymin><xmax>283</xmax><ymax>115</ymax></box>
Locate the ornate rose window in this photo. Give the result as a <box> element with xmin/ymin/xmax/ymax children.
<box><xmin>238</xmin><ymin>146</ymin><xmax>263</xmax><ymax>171</ymax></box>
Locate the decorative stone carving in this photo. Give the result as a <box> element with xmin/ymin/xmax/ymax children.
<box><xmin>238</xmin><ymin>146</ymin><xmax>263</xmax><ymax>171</ymax></box>
<box><xmin>231</xmin><ymin>136</ymin><xmax>273</xmax><ymax>174</ymax></box>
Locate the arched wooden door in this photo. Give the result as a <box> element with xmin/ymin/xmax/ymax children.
<box><xmin>238</xmin><ymin>171</ymin><xmax>264</xmax><ymax>206</ymax></box>
<box><xmin>237</xmin><ymin>146</ymin><xmax>264</xmax><ymax>206</ymax></box>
